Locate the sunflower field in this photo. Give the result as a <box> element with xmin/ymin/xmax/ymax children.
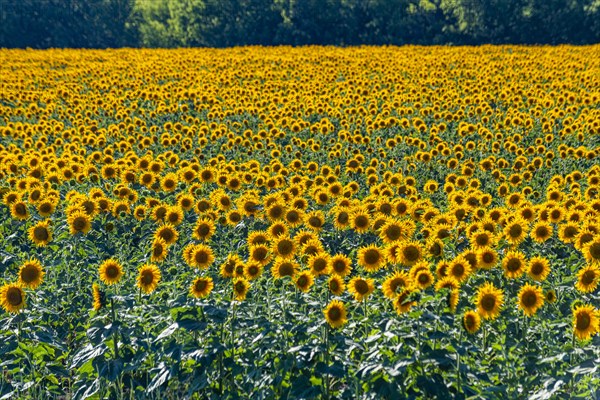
<box><xmin>1</xmin><ymin>46</ymin><xmax>600</xmax><ymax>399</ymax></box>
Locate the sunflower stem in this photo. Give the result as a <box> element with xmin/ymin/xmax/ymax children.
<box><xmin>324</xmin><ymin>325</ymin><xmax>330</xmax><ymax>399</ymax></box>
<box><xmin>111</xmin><ymin>298</ymin><xmax>119</xmax><ymax>359</ymax></box>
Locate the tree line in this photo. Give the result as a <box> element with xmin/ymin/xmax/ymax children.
<box><xmin>1</xmin><ymin>0</ymin><xmax>599</xmax><ymax>48</ymax></box>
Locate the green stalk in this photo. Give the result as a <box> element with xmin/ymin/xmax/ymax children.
<box><xmin>111</xmin><ymin>298</ymin><xmax>119</xmax><ymax>359</ymax></box>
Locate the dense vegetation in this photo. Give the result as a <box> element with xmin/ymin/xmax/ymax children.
<box><xmin>1</xmin><ymin>45</ymin><xmax>599</xmax><ymax>398</ymax></box>
<box><xmin>1</xmin><ymin>0</ymin><xmax>600</xmax><ymax>48</ymax></box>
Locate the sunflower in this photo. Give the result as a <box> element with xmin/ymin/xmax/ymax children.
<box><xmin>10</xmin><ymin>200</ymin><xmax>29</xmax><ymax>220</ymax></box>
<box><xmin>503</xmin><ymin>217</ymin><xmax>528</xmax><ymax>246</ymax></box>
<box><xmin>476</xmin><ymin>282</ymin><xmax>504</xmax><ymax>320</ymax></box>
<box><xmin>518</xmin><ymin>283</ymin><xmax>544</xmax><ymax>317</ymax></box>
<box><xmin>448</xmin><ymin>255</ymin><xmax>472</xmax><ymax>284</ymax></box>
<box><xmin>377</xmin><ymin>219</ymin><xmax>405</xmax><ymax>243</ymax></box>
<box><xmin>575</xmin><ymin>264</ymin><xmax>599</xmax><ymax>293</ymax></box>
<box><xmin>294</xmin><ymin>271</ymin><xmax>314</xmax><ymax>292</ymax></box>
<box><xmin>271</xmin><ymin>258</ymin><xmax>297</xmax><ymax>279</ymax></box>
<box><xmin>323</xmin><ymin>300</ymin><xmax>347</xmax><ymax>328</ymax></box>
<box><xmin>165</xmin><ymin>206</ymin><xmax>184</xmax><ymax>226</ymax></box>
<box><xmin>558</xmin><ymin>222</ymin><xmax>579</xmax><ymax>244</ymax></box>
<box><xmin>99</xmin><ymin>259</ymin><xmax>124</xmax><ymax>285</ymax></box>
<box><xmin>247</xmin><ymin>230</ymin><xmax>269</xmax><ymax>246</ymax></box>
<box><xmin>332</xmin><ymin>207</ymin><xmax>351</xmax><ymax>230</ymax></box>
<box><xmin>188</xmin><ymin>244</ymin><xmax>215</xmax><ymax>269</ymax></box>
<box><xmin>249</xmin><ymin>244</ymin><xmax>271</xmax><ymax>266</ymax></box>
<box><xmin>583</xmin><ymin>237</ymin><xmax>600</xmax><ymax>265</ymax></box>
<box><xmin>151</xmin><ymin>238</ymin><xmax>168</xmax><ymax>263</ymax></box>
<box><xmin>160</xmin><ymin>173</ymin><xmax>179</xmax><ymax>192</ymax></box>
<box><xmin>308</xmin><ymin>253</ymin><xmax>330</xmax><ymax>276</ymax></box>
<box><xmin>396</xmin><ymin>240</ymin><xmax>424</xmax><ymax>266</ymax></box>
<box><xmin>37</xmin><ymin>199</ymin><xmax>56</xmax><ymax>217</ymax></box>
<box><xmin>530</xmin><ymin>221</ymin><xmax>553</xmax><ymax>243</ymax></box>
<box><xmin>28</xmin><ymin>219</ymin><xmax>52</xmax><ymax>246</ymax></box>
<box><xmin>394</xmin><ymin>289</ymin><xmax>416</xmax><ymax>315</ymax></box>
<box><xmin>18</xmin><ymin>259</ymin><xmax>44</xmax><ymax>289</ymax></box>
<box><xmin>415</xmin><ymin>269</ymin><xmax>434</xmax><ymax>290</ymax></box>
<box><xmin>328</xmin><ymin>275</ymin><xmax>345</xmax><ymax>296</ymax></box>
<box><xmin>68</xmin><ymin>210</ymin><xmax>92</xmax><ymax>235</ymax></box>
<box><xmin>272</xmin><ymin>235</ymin><xmax>296</xmax><ymax>259</ymax></box>
<box><xmin>305</xmin><ymin>210</ymin><xmax>325</xmax><ymax>231</ymax></box>
<box><xmin>462</xmin><ymin>310</ymin><xmax>481</xmax><ymax>334</ymax></box>
<box><xmin>192</xmin><ymin>218</ymin><xmax>215</xmax><ymax>241</ymax></box>
<box><xmin>502</xmin><ymin>250</ymin><xmax>527</xmax><ymax>279</ymax></box>
<box><xmin>469</xmin><ymin>230</ymin><xmax>495</xmax><ymax>249</ymax></box>
<box><xmin>545</xmin><ymin>289</ymin><xmax>557</xmax><ymax>304</ymax></box>
<box><xmin>476</xmin><ymin>247</ymin><xmax>498</xmax><ymax>269</ymax></box>
<box><xmin>92</xmin><ymin>283</ymin><xmax>105</xmax><ymax>311</ymax></box>
<box><xmin>137</xmin><ymin>264</ymin><xmax>161</xmax><ymax>294</ymax></box>
<box><xmin>0</xmin><ymin>283</ymin><xmax>26</xmax><ymax>313</ymax></box>
<box><xmin>284</xmin><ymin>208</ymin><xmax>304</xmax><ymax>227</ymax></box>
<box><xmin>527</xmin><ymin>256</ymin><xmax>551</xmax><ymax>281</ymax></box>
<box><xmin>348</xmin><ymin>277</ymin><xmax>375</xmax><ymax>302</ymax></box>
<box><xmin>357</xmin><ymin>244</ymin><xmax>386</xmax><ymax>272</ymax></box>
<box><xmin>382</xmin><ymin>271</ymin><xmax>412</xmax><ymax>299</ymax></box>
<box><xmin>154</xmin><ymin>223</ymin><xmax>179</xmax><ymax>246</ymax></box>
<box><xmin>348</xmin><ymin>207</ymin><xmax>370</xmax><ymax>234</ymax></box>
<box><xmin>572</xmin><ymin>304</ymin><xmax>599</xmax><ymax>341</ymax></box>
<box><xmin>329</xmin><ymin>254</ymin><xmax>352</xmax><ymax>277</ymax></box>
<box><xmin>265</xmin><ymin>203</ymin><xmax>285</xmax><ymax>222</ymax></box>
<box><xmin>233</xmin><ymin>278</ymin><xmax>250</xmax><ymax>301</ymax></box>
<box><xmin>244</xmin><ymin>262</ymin><xmax>263</xmax><ymax>280</ymax></box>
<box><xmin>220</xmin><ymin>254</ymin><xmax>242</xmax><ymax>279</ymax></box>
<box><xmin>190</xmin><ymin>277</ymin><xmax>214</xmax><ymax>298</ymax></box>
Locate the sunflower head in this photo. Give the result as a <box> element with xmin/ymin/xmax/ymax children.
<box><xmin>462</xmin><ymin>310</ymin><xmax>481</xmax><ymax>334</ymax></box>
<box><xmin>476</xmin><ymin>282</ymin><xmax>504</xmax><ymax>320</ymax></box>
<box><xmin>18</xmin><ymin>259</ymin><xmax>44</xmax><ymax>289</ymax></box>
<box><xmin>137</xmin><ymin>264</ymin><xmax>161</xmax><ymax>294</ymax></box>
<box><xmin>348</xmin><ymin>276</ymin><xmax>374</xmax><ymax>302</ymax></box>
<box><xmin>28</xmin><ymin>220</ymin><xmax>52</xmax><ymax>246</ymax></box>
<box><xmin>233</xmin><ymin>278</ymin><xmax>250</xmax><ymax>301</ymax></box>
<box><xmin>294</xmin><ymin>271</ymin><xmax>314</xmax><ymax>293</ymax></box>
<box><xmin>324</xmin><ymin>300</ymin><xmax>347</xmax><ymax>329</ymax></box>
<box><xmin>190</xmin><ymin>276</ymin><xmax>214</xmax><ymax>298</ymax></box>
<box><xmin>328</xmin><ymin>275</ymin><xmax>345</xmax><ymax>296</ymax></box>
<box><xmin>99</xmin><ymin>259</ymin><xmax>124</xmax><ymax>285</ymax></box>
<box><xmin>92</xmin><ymin>283</ymin><xmax>105</xmax><ymax>311</ymax></box>
<box><xmin>0</xmin><ymin>283</ymin><xmax>26</xmax><ymax>313</ymax></box>
<box><xmin>572</xmin><ymin>304</ymin><xmax>599</xmax><ymax>341</ymax></box>
<box><xmin>357</xmin><ymin>244</ymin><xmax>386</xmax><ymax>272</ymax></box>
<box><xmin>518</xmin><ymin>283</ymin><xmax>544</xmax><ymax>317</ymax></box>
<box><xmin>329</xmin><ymin>254</ymin><xmax>352</xmax><ymax>277</ymax></box>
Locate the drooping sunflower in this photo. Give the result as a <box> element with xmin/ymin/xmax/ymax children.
<box><xmin>476</xmin><ymin>282</ymin><xmax>504</xmax><ymax>320</ymax></box>
<box><xmin>394</xmin><ymin>289</ymin><xmax>416</xmax><ymax>315</ymax></box>
<box><xmin>18</xmin><ymin>259</ymin><xmax>44</xmax><ymax>289</ymax></box>
<box><xmin>190</xmin><ymin>276</ymin><xmax>214</xmax><ymax>298</ymax></box>
<box><xmin>530</xmin><ymin>221</ymin><xmax>553</xmax><ymax>243</ymax></box>
<box><xmin>382</xmin><ymin>270</ymin><xmax>413</xmax><ymax>299</ymax></box>
<box><xmin>501</xmin><ymin>250</ymin><xmax>526</xmax><ymax>278</ymax></box>
<box><xmin>476</xmin><ymin>247</ymin><xmax>498</xmax><ymax>269</ymax></box>
<box><xmin>462</xmin><ymin>310</ymin><xmax>481</xmax><ymax>334</ymax></box>
<box><xmin>308</xmin><ymin>253</ymin><xmax>330</xmax><ymax>276</ymax></box>
<box><xmin>151</xmin><ymin>238</ymin><xmax>168</xmax><ymax>263</ymax></box>
<box><xmin>28</xmin><ymin>219</ymin><xmax>52</xmax><ymax>246</ymax></box>
<box><xmin>395</xmin><ymin>240</ymin><xmax>424</xmax><ymax>266</ymax></box>
<box><xmin>323</xmin><ymin>300</ymin><xmax>347</xmax><ymax>329</ymax></box>
<box><xmin>154</xmin><ymin>223</ymin><xmax>179</xmax><ymax>246</ymax></box>
<box><xmin>99</xmin><ymin>259</ymin><xmax>124</xmax><ymax>285</ymax></box>
<box><xmin>0</xmin><ymin>283</ymin><xmax>26</xmax><ymax>313</ymax></box>
<box><xmin>232</xmin><ymin>278</ymin><xmax>250</xmax><ymax>301</ymax></box>
<box><xmin>329</xmin><ymin>254</ymin><xmax>352</xmax><ymax>277</ymax></box>
<box><xmin>294</xmin><ymin>271</ymin><xmax>314</xmax><ymax>293</ymax></box>
<box><xmin>328</xmin><ymin>275</ymin><xmax>345</xmax><ymax>296</ymax></box>
<box><xmin>271</xmin><ymin>258</ymin><xmax>298</xmax><ymax>279</ymax></box>
<box><xmin>348</xmin><ymin>276</ymin><xmax>375</xmax><ymax>302</ymax></box>
<box><xmin>527</xmin><ymin>256</ymin><xmax>551</xmax><ymax>282</ymax></box>
<box><xmin>137</xmin><ymin>264</ymin><xmax>161</xmax><ymax>294</ymax></box>
<box><xmin>575</xmin><ymin>264</ymin><xmax>600</xmax><ymax>293</ymax></box>
<box><xmin>357</xmin><ymin>244</ymin><xmax>386</xmax><ymax>272</ymax></box>
<box><xmin>188</xmin><ymin>244</ymin><xmax>215</xmax><ymax>269</ymax></box>
<box><xmin>92</xmin><ymin>283</ymin><xmax>105</xmax><ymax>311</ymax></box>
<box><xmin>518</xmin><ymin>283</ymin><xmax>544</xmax><ymax>317</ymax></box>
<box><xmin>68</xmin><ymin>210</ymin><xmax>92</xmax><ymax>235</ymax></box>
<box><xmin>572</xmin><ymin>304</ymin><xmax>599</xmax><ymax>341</ymax></box>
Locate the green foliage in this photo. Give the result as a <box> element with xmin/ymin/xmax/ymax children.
<box><xmin>1</xmin><ymin>0</ymin><xmax>599</xmax><ymax>48</ymax></box>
